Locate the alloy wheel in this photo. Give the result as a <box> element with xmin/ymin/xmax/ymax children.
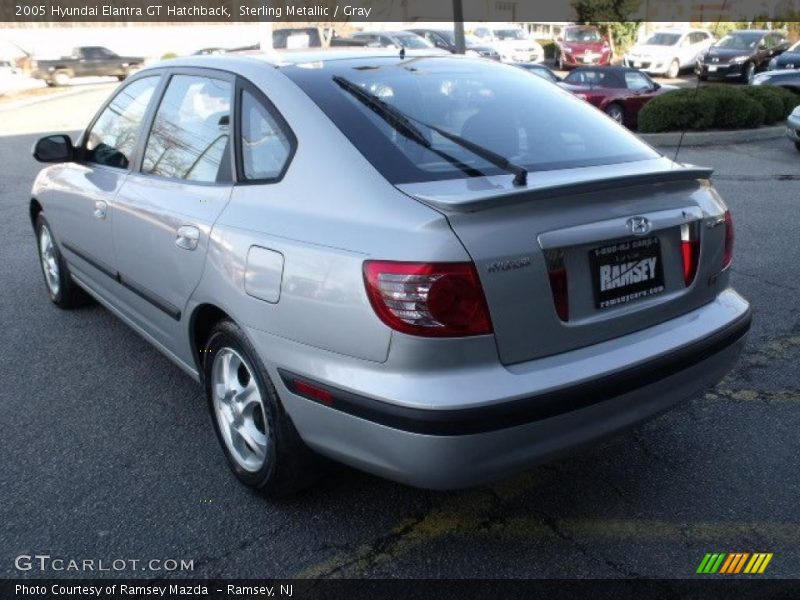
<box><xmin>211</xmin><ymin>347</ymin><xmax>268</xmax><ymax>472</ymax></box>
<box><xmin>39</xmin><ymin>224</ymin><xmax>60</xmax><ymax>297</ymax></box>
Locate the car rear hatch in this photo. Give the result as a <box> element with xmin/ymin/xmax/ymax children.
<box><xmin>397</xmin><ymin>157</ymin><xmax>731</xmax><ymax>365</ymax></box>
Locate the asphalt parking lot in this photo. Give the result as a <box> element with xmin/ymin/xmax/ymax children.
<box><xmin>1</xmin><ymin>84</ymin><xmax>799</xmax><ymax>580</ymax></box>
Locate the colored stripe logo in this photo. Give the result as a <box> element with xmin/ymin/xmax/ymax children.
<box><xmin>697</xmin><ymin>552</ymin><xmax>773</xmax><ymax>574</ymax></box>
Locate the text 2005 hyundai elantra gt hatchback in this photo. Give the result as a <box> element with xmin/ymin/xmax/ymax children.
<box><xmin>30</xmin><ymin>51</ymin><xmax>750</xmax><ymax>495</ymax></box>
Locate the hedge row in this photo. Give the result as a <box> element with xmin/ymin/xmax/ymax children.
<box><xmin>638</xmin><ymin>85</ymin><xmax>800</xmax><ymax>133</ymax></box>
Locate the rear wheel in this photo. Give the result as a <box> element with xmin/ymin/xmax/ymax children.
<box><xmin>666</xmin><ymin>59</ymin><xmax>680</xmax><ymax>79</ymax></box>
<box><xmin>203</xmin><ymin>320</ymin><xmax>319</xmax><ymax>496</ymax></box>
<box><xmin>698</xmin><ymin>73</ymin><xmax>708</xmax><ymax>82</ymax></box>
<box><xmin>605</xmin><ymin>103</ymin><xmax>625</xmax><ymax>126</ymax></box>
<box><xmin>35</xmin><ymin>214</ymin><xmax>90</xmax><ymax>308</ymax></box>
<box><xmin>52</xmin><ymin>70</ymin><xmax>71</xmax><ymax>86</ymax></box>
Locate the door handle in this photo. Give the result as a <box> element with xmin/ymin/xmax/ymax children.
<box><xmin>175</xmin><ymin>225</ymin><xmax>200</xmax><ymax>251</ymax></box>
<box><xmin>93</xmin><ymin>200</ymin><xmax>107</xmax><ymax>219</ymax></box>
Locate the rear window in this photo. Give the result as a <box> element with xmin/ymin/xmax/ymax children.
<box><xmin>283</xmin><ymin>57</ymin><xmax>658</xmax><ymax>184</ymax></box>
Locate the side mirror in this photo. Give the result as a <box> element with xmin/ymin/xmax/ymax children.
<box><xmin>33</xmin><ymin>134</ymin><xmax>74</xmax><ymax>163</ymax></box>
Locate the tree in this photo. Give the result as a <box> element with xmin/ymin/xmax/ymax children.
<box><xmin>572</xmin><ymin>0</ymin><xmax>643</xmax><ymax>56</ymax></box>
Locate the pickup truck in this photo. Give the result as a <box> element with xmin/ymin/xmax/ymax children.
<box><xmin>32</xmin><ymin>46</ymin><xmax>145</xmax><ymax>86</ymax></box>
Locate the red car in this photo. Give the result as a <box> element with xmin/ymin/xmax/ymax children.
<box><xmin>559</xmin><ymin>66</ymin><xmax>675</xmax><ymax>129</ymax></box>
<box><xmin>556</xmin><ymin>25</ymin><xmax>612</xmax><ymax>69</ymax></box>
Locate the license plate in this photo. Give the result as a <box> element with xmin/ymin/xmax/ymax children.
<box><xmin>590</xmin><ymin>237</ymin><xmax>665</xmax><ymax>309</ymax></box>
<box><xmin>709</xmin><ymin>65</ymin><xmax>718</xmax><ymax>72</ymax></box>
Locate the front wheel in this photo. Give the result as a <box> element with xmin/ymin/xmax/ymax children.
<box><xmin>203</xmin><ymin>320</ymin><xmax>319</xmax><ymax>496</ymax></box>
<box><xmin>605</xmin><ymin>103</ymin><xmax>625</xmax><ymax>126</ymax></box>
<box><xmin>666</xmin><ymin>59</ymin><xmax>680</xmax><ymax>79</ymax></box>
<box><xmin>742</xmin><ymin>62</ymin><xmax>756</xmax><ymax>83</ymax></box>
<box><xmin>35</xmin><ymin>214</ymin><xmax>90</xmax><ymax>308</ymax></box>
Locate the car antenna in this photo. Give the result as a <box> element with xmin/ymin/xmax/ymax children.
<box><xmin>673</xmin><ymin>0</ymin><xmax>728</xmax><ymax>165</ymax></box>
<box><xmin>399</xmin><ymin>47</ymin><xmax>406</xmax><ymax>59</ymax></box>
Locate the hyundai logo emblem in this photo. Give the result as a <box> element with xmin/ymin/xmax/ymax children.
<box><xmin>627</xmin><ymin>216</ymin><xmax>651</xmax><ymax>235</ymax></box>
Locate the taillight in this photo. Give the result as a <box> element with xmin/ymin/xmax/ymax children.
<box><xmin>722</xmin><ymin>210</ymin><xmax>734</xmax><ymax>269</ymax></box>
<box><xmin>680</xmin><ymin>222</ymin><xmax>700</xmax><ymax>287</ymax></box>
<box><xmin>363</xmin><ymin>261</ymin><xmax>493</xmax><ymax>337</ymax></box>
<box><xmin>544</xmin><ymin>249</ymin><xmax>569</xmax><ymax>321</ymax></box>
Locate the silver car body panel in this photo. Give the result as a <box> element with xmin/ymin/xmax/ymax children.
<box><xmin>31</xmin><ymin>52</ymin><xmax>750</xmax><ymax>489</ymax></box>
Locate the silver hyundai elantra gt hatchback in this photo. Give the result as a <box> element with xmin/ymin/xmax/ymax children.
<box><xmin>30</xmin><ymin>50</ymin><xmax>750</xmax><ymax>495</ymax></box>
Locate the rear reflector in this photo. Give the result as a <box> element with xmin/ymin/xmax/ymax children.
<box><xmin>722</xmin><ymin>210</ymin><xmax>734</xmax><ymax>270</ymax></box>
<box><xmin>545</xmin><ymin>249</ymin><xmax>569</xmax><ymax>321</ymax></box>
<box><xmin>363</xmin><ymin>261</ymin><xmax>493</xmax><ymax>337</ymax></box>
<box><xmin>680</xmin><ymin>222</ymin><xmax>700</xmax><ymax>287</ymax></box>
<box><xmin>292</xmin><ymin>379</ymin><xmax>333</xmax><ymax>406</ymax></box>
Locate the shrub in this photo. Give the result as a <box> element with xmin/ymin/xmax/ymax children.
<box><xmin>767</xmin><ymin>86</ymin><xmax>800</xmax><ymax>116</ymax></box>
<box><xmin>739</xmin><ymin>86</ymin><xmax>784</xmax><ymax>124</ymax></box>
<box><xmin>637</xmin><ymin>85</ymin><xmax>795</xmax><ymax>132</ymax></box>
<box><xmin>535</xmin><ymin>39</ymin><xmax>557</xmax><ymax>60</ymax></box>
<box><xmin>704</xmin><ymin>86</ymin><xmax>765</xmax><ymax>129</ymax></box>
<box><xmin>638</xmin><ymin>89</ymin><xmax>717</xmax><ymax>133</ymax></box>
<box><xmin>161</xmin><ymin>52</ymin><xmax>178</xmax><ymax>60</ymax></box>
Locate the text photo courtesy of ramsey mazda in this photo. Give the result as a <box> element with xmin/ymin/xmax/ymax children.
<box><xmin>28</xmin><ymin>48</ymin><xmax>749</xmax><ymax>496</ymax></box>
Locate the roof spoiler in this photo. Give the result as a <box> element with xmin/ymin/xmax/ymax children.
<box><xmin>406</xmin><ymin>166</ymin><xmax>714</xmax><ymax>213</ymax></box>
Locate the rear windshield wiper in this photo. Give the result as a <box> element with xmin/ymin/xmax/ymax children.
<box><xmin>333</xmin><ymin>75</ymin><xmax>528</xmax><ymax>187</ymax></box>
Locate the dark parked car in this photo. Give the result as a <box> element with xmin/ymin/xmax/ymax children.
<box><xmin>514</xmin><ymin>62</ymin><xmax>561</xmax><ymax>83</ymax></box>
<box><xmin>31</xmin><ymin>46</ymin><xmax>144</xmax><ymax>86</ymax></box>
<box><xmin>561</xmin><ymin>66</ymin><xmax>674</xmax><ymax>128</ymax></box>
<box><xmin>752</xmin><ymin>68</ymin><xmax>800</xmax><ymax>93</ymax></box>
<box><xmin>406</xmin><ymin>28</ymin><xmax>501</xmax><ymax>60</ymax></box>
<box><xmin>696</xmin><ymin>30</ymin><xmax>789</xmax><ymax>83</ymax></box>
<box><xmin>769</xmin><ymin>40</ymin><xmax>800</xmax><ymax>70</ymax></box>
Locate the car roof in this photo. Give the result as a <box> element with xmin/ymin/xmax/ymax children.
<box><xmin>355</xmin><ymin>30</ymin><xmax>417</xmax><ymax>36</ymax></box>
<box><xmin>139</xmin><ymin>48</ymin><xmax>455</xmax><ymax>73</ymax></box>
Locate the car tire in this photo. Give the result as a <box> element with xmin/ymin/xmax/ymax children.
<box><xmin>203</xmin><ymin>319</ymin><xmax>319</xmax><ymax>497</ymax></box>
<box><xmin>604</xmin><ymin>103</ymin><xmax>625</xmax><ymax>126</ymax></box>
<box><xmin>35</xmin><ymin>213</ymin><xmax>90</xmax><ymax>308</ymax></box>
<box><xmin>698</xmin><ymin>73</ymin><xmax>708</xmax><ymax>82</ymax></box>
<box><xmin>667</xmin><ymin>59</ymin><xmax>680</xmax><ymax>79</ymax></box>
<box><xmin>742</xmin><ymin>62</ymin><xmax>755</xmax><ymax>84</ymax></box>
<box><xmin>52</xmin><ymin>71</ymin><xmax>71</xmax><ymax>86</ymax></box>
<box><xmin>795</xmin><ymin>141</ymin><xmax>800</xmax><ymax>153</ymax></box>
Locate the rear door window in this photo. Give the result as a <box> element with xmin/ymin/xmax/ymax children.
<box><xmin>142</xmin><ymin>74</ymin><xmax>232</xmax><ymax>183</ymax></box>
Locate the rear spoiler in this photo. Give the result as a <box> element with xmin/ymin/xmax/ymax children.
<box><xmin>402</xmin><ymin>165</ymin><xmax>714</xmax><ymax>213</ymax></box>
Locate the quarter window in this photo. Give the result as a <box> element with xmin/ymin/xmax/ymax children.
<box><xmin>84</xmin><ymin>76</ymin><xmax>158</xmax><ymax>169</ymax></box>
<box><xmin>142</xmin><ymin>74</ymin><xmax>232</xmax><ymax>183</ymax></box>
<box><xmin>240</xmin><ymin>90</ymin><xmax>292</xmax><ymax>181</ymax></box>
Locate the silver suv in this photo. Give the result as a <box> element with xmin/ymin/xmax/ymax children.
<box><xmin>30</xmin><ymin>51</ymin><xmax>750</xmax><ymax>495</ymax></box>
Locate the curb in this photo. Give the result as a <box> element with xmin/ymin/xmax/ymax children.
<box><xmin>638</xmin><ymin>125</ymin><xmax>786</xmax><ymax>147</ymax></box>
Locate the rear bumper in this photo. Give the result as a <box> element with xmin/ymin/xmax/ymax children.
<box><xmin>259</xmin><ymin>289</ymin><xmax>750</xmax><ymax>489</ymax></box>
